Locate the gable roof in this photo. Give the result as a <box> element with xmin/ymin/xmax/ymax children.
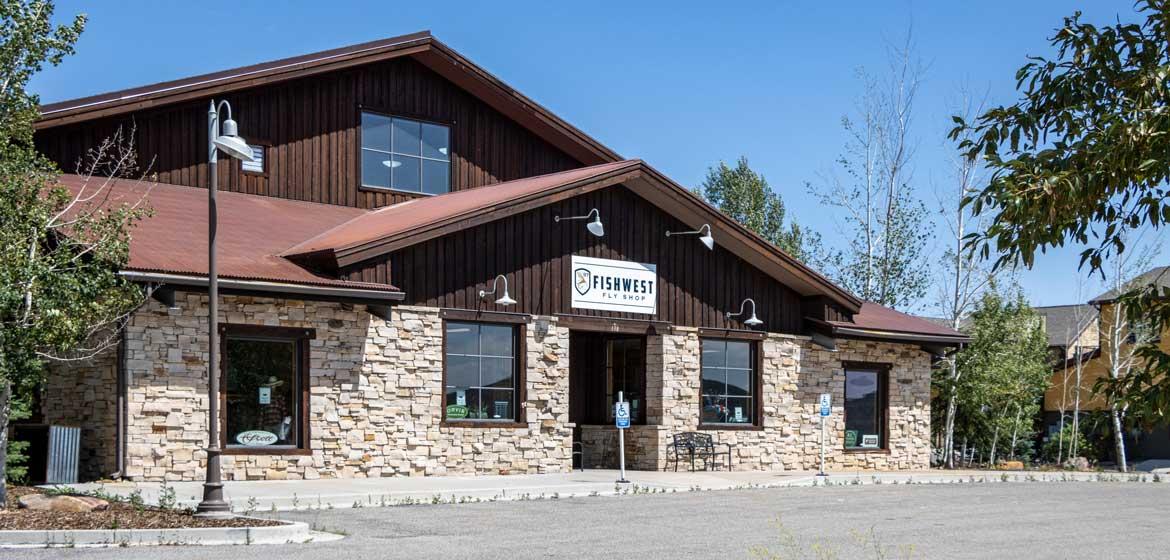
<box><xmin>35</xmin><ymin>31</ymin><xmax>620</xmax><ymax>166</ymax></box>
<box><xmin>1090</xmin><ymin>265</ymin><xmax>1170</xmax><ymax>303</ymax></box>
<box><xmin>282</xmin><ymin>159</ymin><xmax>865</xmax><ymax>312</ymax></box>
<box><xmin>57</xmin><ymin>174</ymin><xmax>402</xmax><ymax>298</ymax></box>
<box><xmin>1034</xmin><ymin>304</ymin><xmax>1098</xmax><ymax>348</ymax></box>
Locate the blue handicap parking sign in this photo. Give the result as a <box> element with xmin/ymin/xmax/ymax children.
<box><xmin>615</xmin><ymin>401</ymin><xmax>631</xmax><ymax>429</ymax></box>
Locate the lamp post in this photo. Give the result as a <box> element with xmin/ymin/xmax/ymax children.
<box><xmin>196</xmin><ymin>100</ymin><xmax>255</xmax><ymax>517</ymax></box>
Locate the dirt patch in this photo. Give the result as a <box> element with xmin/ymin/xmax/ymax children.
<box><xmin>1</xmin><ymin>486</ymin><xmax>285</xmax><ymax>531</ymax></box>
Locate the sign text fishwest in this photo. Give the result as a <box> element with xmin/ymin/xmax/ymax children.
<box><xmin>570</xmin><ymin>256</ymin><xmax>657</xmax><ymax>315</ymax></box>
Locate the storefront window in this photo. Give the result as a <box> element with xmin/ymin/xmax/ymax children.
<box><xmin>223</xmin><ymin>327</ymin><xmax>309</xmax><ymax>451</ymax></box>
<box><xmin>444</xmin><ymin>321</ymin><xmax>518</xmax><ymax>422</ymax></box>
<box><xmin>844</xmin><ymin>365</ymin><xmax>888</xmax><ymax>449</ymax></box>
<box><xmin>700</xmin><ymin>338</ymin><xmax>756</xmax><ymax>425</ymax></box>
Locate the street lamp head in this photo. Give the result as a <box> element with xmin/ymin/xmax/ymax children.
<box><xmin>213</xmin><ymin>117</ymin><xmax>255</xmax><ymax>162</ymax></box>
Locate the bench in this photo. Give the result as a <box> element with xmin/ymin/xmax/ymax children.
<box><xmin>667</xmin><ymin>432</ymin><xmax>733</xmax><ymax>471</ymax></box>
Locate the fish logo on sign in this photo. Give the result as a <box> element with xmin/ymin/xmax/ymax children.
<box><xmin>574</xmin><ymin>268</ymin><xmax>592</xmax><ymax>295</ymax></box>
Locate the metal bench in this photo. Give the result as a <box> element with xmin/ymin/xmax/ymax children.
<box><xmin>667</xmin><ymin>432</ymin><xmax>733</xmax><ymax>471</ymax></box>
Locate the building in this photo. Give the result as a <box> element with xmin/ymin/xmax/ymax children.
<box><xmin>1041</xmin><ymin>266</ymin><xmax>1169</xmax><ymax>462</ymax></box>
<box><xmin>33</xmin><ymin>32</ymin><xmax>966</xmax><ymax>482</ymax></box>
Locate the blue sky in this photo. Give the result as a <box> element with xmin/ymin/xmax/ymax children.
<box><xmin>31</xmin><ymin>1</ymin><xmax>1155</xmax><ymax>311</ymax></box>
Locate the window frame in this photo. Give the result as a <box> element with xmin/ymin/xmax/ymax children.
<box><xmin>218</xmin><ymin>324</ymin><xmax>314</xmax><ymax>456</ymax></box>
<box><xmin>440</xmin><ymin>312</ymin><xmax>528</xmax><ymax>428</ymax></box>
<box><xmin>357</xmin><ymin>107</ymin><xmax>453</xmax><ymax>197</ymax></box>
<box><xmin>697</xmin><ymin>334</ymin><xmax>763</xmax><ymax>430</ymax></box>
<box><xmin>842</xmin><ymin>361</ymin><xmax>890</xmax><ymax>453</ymax></box>
<box><xmin>240</xmin><ymin>142</ymin><xmax>268</xmax><ymax>176</ymax></box>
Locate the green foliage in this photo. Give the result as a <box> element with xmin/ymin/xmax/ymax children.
<box><xmin>1041</xmin><ymin>422</ymin><xmax>1100</xmax><ymax>464</ymax></box>
<box><xmin>1</xmin><ymin>1</ymin><xmax>146</xmax><ymax>504</ymax></box>
<box><xmin>697</xmin><ymin>157</ymin><xmax>819</xmax><ymax>262</ymax></box>
<box><xmin>950</xmin><ymin>1</ymin><xmax>1170</xmax><ymax>416</ymax></box>
<box><xmin>945</xmin><ymin>285</ymin><xmax>1053</xmax><ymax>461</ymax></box>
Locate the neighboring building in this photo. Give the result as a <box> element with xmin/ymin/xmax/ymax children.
<box><xmin>1041</xmin><ymin>266</ymin><xmax>1170</xmax><ymax>461</ymax></box>
<box><xmin>32</xmin><ymin>32</ymin><xmax>965</xmax><ymax>482</ymax></box>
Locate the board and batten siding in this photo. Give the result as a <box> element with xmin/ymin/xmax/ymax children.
<box><xmin>340</xmin><ymin>184</ymin><xmax>807</xmax><ymax>333</ymax></box>
<box><xmin>34</xmin><ymin>57</ymin><xmax>582</xmax><ymax>209</ymax></box>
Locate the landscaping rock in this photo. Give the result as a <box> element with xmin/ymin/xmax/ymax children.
<box><xmin>17</xmin><ymin>494</ymin><xmax>109</xmax><ymax>512</ymax></box>
<box><xmin>998</xmin><ymin>460</ymin><xmax>1025</xmax><ymax>470</ymax></box>
<box><xmin>1064</xmin><ymin>457</ymin><xmax>1092</xmax><ymax>471</ymax></box>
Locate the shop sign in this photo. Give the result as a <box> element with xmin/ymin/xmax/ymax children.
<box><xmin>844</xmin><ymin>430</ymin><xmax>858</xmax><ymax>447</ymax></box>
<box><xmin>446</xmin><ymin>405</ymin><xmax>469</xmax><ymax>419</ymax></box>
<box><xmin>235</xmin><ymin>430</ymin><xmax>279</xmax><ymax>446</ymax></box>
<box><xmin>860</xmin><ymin>434</ymin><xmax>880</xmax><ymax>448</ymax></box>
<box><xmin>570</xmin><ymin>256</ymin><xmax>657</xmax><ymax>315</ymax></box>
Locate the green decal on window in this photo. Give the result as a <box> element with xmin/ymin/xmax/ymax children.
<box><xmin>446</xmin><ymin>405</ymin><xmax>469</xmax><ymax>419</ymax></box>
<box><xmin>845</xmin><ymin>430</ymin><xmax>859</xmax><ymax>448</ymax></box>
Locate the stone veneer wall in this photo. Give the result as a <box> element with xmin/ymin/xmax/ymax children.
<box><xmin>42</xmin><ymin>349</ymin><xmax>119</xmax><ymax>481</ymax></box>
<box><xmin>109</xmin><ymin>294</ymin><xmax>572</xmax><ymax>481</ymax></box>
<box><xmin>646</xmin><ymin>328</ymin><xmax>933</xmax><ymax>471</ymax></box>
<box><xmin>43</xmin><ymin>292</ymin><xmax>930</xmax><ymax>481</ymax></box>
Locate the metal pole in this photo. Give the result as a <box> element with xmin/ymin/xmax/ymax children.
<box><xmin>818</xmin><ymin>413</ymin><xmax>826</xmax><ymax>477</ymax></box>
<box><xmin>196</xmin><ymin>101</ymin><xmax>230</xmax><ymax>516</ymax></box>
<box><xmin>617</xmin><ymin>391</ymin><xmax>628</xmax><ymax>484</ymax></box>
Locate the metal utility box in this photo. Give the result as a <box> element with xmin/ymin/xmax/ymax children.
<box><xmin>10</xmin><ymin>424</ymin><xmax>81</xmax><ymax>484</ymax></box>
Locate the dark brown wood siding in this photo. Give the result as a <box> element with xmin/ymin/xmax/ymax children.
<box><xmin>34</xmin><ymin>57</ymin><xmax>582</xmax><ymax>209</ymax></box>
<box><xmin>341</xmin><ymin>185</ymin><xmax>806</xmax><ymax>333</ymax></box>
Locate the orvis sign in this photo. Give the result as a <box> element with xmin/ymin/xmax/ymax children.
<box><xmin>570</xmin><ymin>256</ymin><xmax>657</xmax><ymax>315</ymax></box>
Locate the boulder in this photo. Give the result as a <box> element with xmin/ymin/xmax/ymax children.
<box><xmin>18</xmin><ymin>494</ymin><xmax>110</xmax><ymax>512</ymax></box>
<box><xmin>997</xmin><ymin>460</ymin><xmax>1025</xmax><ymax>470</ymax></box>
<box><xmin>1064</xmin><ymin>456</ymin><xmax>1092</xmax><ymax>471</ymax></box>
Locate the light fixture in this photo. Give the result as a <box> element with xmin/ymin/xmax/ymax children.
<box><xmin>479</xmin><ymin>274</ymin><xmax>517</xmax><ymax>306</ymax></box>
<box><xmin>554</xmin><ymin>208</ymin><xmax>604</xmax><ymax>237</ymax></box>
<box><xmin>198</xmin><ymin>99</ymin><xmax>255</xmax><ymax>518</ymax></box>
<box><xmin>665</xmin><ymin>223</ymin><xmax>714</xmax><ymax>250</ymax></box>
<box><xmin>382</xmin><ymin>160</ymin><xmax>403</xmax><ymax>168</ymax></box>
<box><xmin>726</xmin><ymin>298</ymin><xmax>763</xmax><ymax>327</ymax></box>
<box><xmin>210</xmin><ymin>110</ymin><xmax>255</xmax><ymax>163</ymax></box>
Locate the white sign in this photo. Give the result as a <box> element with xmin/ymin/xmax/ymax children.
<box><xmin>571</xmin><ymin>256</ymin><xmax>657</xmax><ymax>315</ymax></box>
<box><xmin>860</xmin><ymin>434</ymin><xmax>880</xmax><ymax>448</ymax></box>
<box><xmin>455</xmin><ymin>390</ymin><xmax>466</xmax><ymax>407</ymax></box>
<box><xmin>734</xmin><ymin>407</ymin><xmax>744</xmax><ymax>422</ymax></box>
<box><xmin>818</xmin><ymin>393</ymin><xmax>831</xmax><ymax>417</ymax></box>
<box><xmin>614</xmin><ymin>401</ymin><xmax>631</xmax><ymax>429</ymax></box>
<box><xmin>258</xmin><ymin>386</ymin><xmax>271</xmax><ymax>405</ymax></box>
<box><xmin>235</xmin><ymin>430</ymin><xmax>279</xmax><ymax>446</ymax></box>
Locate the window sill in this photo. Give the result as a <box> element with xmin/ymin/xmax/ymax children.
<box><xmin>223</xmin><ymin>447</ymin><xmax>312</xmax><ymax>456</ymax></box>
<box><xmin>698</xmin><ymin>423</ymin><xmax>763</xmax><ymax>431</ymax></box>
<box><xmin>359</xmin><ymin>185</ymin><xmax>444</xmax><ymax>197</ymax></box>
<box><xmin>843</xmin><ymin>447</ymin><xmax>890</xmax><ymax>454</ymax></box>
<box><xmin>441</xmin><ymin>420</ymin><xmax>528</xmax><ymax>429</ymax></box>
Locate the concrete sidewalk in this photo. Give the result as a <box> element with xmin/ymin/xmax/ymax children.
<box><xmin>53</xmin><ymin>467</ymin><xmax>1165</xmax><ymax>513</ymax></box>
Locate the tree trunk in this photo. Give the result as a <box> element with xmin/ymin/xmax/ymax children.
<box><xmin>1009</xmin><ymin>405</ymin><xmax>1022</xmax><ymax>461</ymax></box>
<box><xmin>989</xmin><ymin>418</ymin><xmax>1001</xmax><ymax>467</ymax></box>
<box><xmin>1111</xmin><ymin>405</ymin><xmax>1128</xmax><ymax>473</ymax></box>
<box><xmin>943</xmin><ymin>360</ymin><xmax>959</xmax><ymax>469</ymax></box>
<box><xmin>0</xmin><ymin>380</ymin><xmax>10</xmax><ymax>509</ymax></box>
<box><xmin>1071</xmin><ymin>348</ymin><xmax>1082</xmax><ymax>459</ymax></box>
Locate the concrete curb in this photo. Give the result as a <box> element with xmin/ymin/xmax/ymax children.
<box><xmin>0</xmin><ymin>518</ymin><xmax>328</xmax><ymax>548</ymax></box>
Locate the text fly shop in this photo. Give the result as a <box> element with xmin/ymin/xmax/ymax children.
<box><xmin>34</xmin><ymin>32</ymin><xmax>967</xmax><ymax>482</ymax></box>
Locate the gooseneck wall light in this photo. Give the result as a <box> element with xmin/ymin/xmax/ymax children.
<box><xmin>197</xmin><ymin>100</ymin><xmax>255</xmax><ymax>518</ymax></box>
<box><xmin>727</xmin><ymin>298</ymin><xmax>764</xmax><ymax>327</ymax></box>
<box><xmin>665</xmin><ymin>223</ymin><xmax>714</xmax><ymax>250</ymax></box>
<box><xmin>479</xmin><ymin>274</ymin><xmax>517</xmax><ymax>306</ymax></box>
<box><xmin>554</xmin><ymin>208</ymin><xmax>604</xmax><ymax>237</ymax></box>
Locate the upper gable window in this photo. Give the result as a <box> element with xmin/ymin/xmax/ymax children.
<box><xmin>361</xmin><ymin>111</ymin><xmax>450</xmax><ymax>195</ymax></box>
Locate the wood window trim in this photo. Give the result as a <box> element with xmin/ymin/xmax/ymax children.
<box><xmin>842</xmin><ymin>361</ymin><xmax>891</xmax><ymax>452</ymax></box>
<box><xmin>355</xmin><ymin>106</ymin><xmax>454</xmax><ymax>197</ymax></box>
<box><xmin>218</xmin><ymin>324</ymin><xmax>315</xmax><ymax>456</ymax></box>
<box><xmin>440</xmin><ymin>308</ymin><xmax>530</xmax><ymax>324</ymax></box>
<box><xmin>440</xmin><ymin>319</ymin><xmax>528</xmax><ymax>427</ymax></box>
<box><xmin>697</xmin><ymin>336</ymin><xmax>763</xmax><ymax>430</ymax></box>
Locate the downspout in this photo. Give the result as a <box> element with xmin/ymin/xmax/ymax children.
<box><xmin>112</xmin><ymin>318</ymin><xmax>128</xmax><ymax>480</ymax></box>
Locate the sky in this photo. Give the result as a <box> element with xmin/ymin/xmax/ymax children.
<box><xmin>29</xmin><ymin>1</ymin><xmax>1161</xmax><ymax>312</ymax></box>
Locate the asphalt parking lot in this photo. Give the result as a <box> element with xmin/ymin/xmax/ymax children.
<box><xmin>8</xmin><ymin>481</ymin><xmax>1168</xmax><ymax>559</ymax></box>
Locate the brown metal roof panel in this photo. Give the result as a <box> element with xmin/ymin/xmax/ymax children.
<box><xmin>284</xmin><ymin>160</ymin><xmax>643</xmax><ymax>257</ymax></box>
<box><xmin>56</xmin><ymin>174</ymin><xmax>399</xmax><ymax>293</ymax></box>
<box><xmin>826</xmin><ymin>302</ymin><xmax>968</xmax><ymax>340</ymax></box>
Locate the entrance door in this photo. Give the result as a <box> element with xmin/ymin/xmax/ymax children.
<box><xmin>569</xmin><ymin>332</ymin><xmax>647</xmax><ymax>469</ymax></box>
<box><xmin>569</xmin><ymin>332</ymin><xmax>646</xmax><ymax>425</ymax></box>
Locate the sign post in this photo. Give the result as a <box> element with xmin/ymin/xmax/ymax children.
<box><xmin>615</xmin><ymin>391</ymin><xmax>631</xmax><ymax>484</ymax></box>
<box><xmin>818</xmin><ymin>393</ymin><xmax>831</xmax><ymax>477</ymax></box>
